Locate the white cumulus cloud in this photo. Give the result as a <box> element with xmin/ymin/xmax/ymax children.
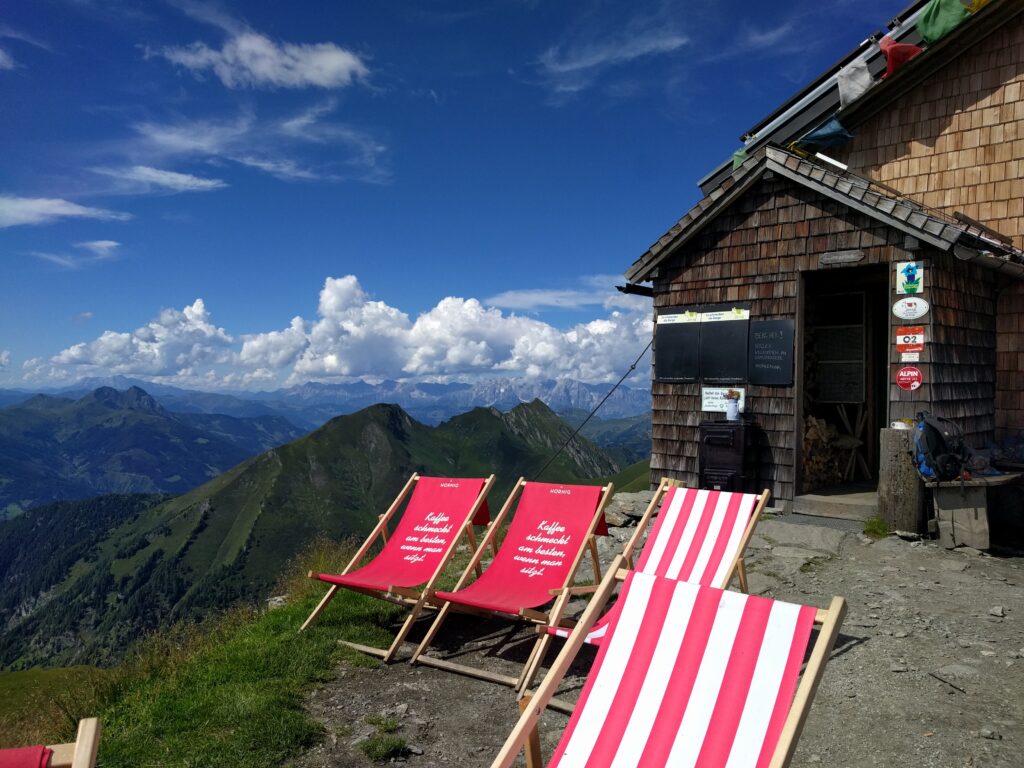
<box><xmin>239</xmin><ymin>316</ymin><xmax>308</xmax><ymax>369</ymax></box>
<box><xmin>0</xmin><ymin>196</ymin><xmax>130</xmax><ymax>229</ymax></box>
<box><xmin>50</xmin><ymin>299</ymin><xmax>233</xmax><ymax>376</ymax></box>
<box><xmin>246</xmin><ymin>275</ymin><xmax>652</xmax><ymax>384</ymax></box>
<box><xmin>158</xmin><ymin>31</ymin><xmax>368</xmax><ymax>90</ymax></box>
<box><xmin>39</xmin><ymin>275</ymin><xmax>653</xmax><ymax>388</ymax></box>
<box><xmin>0</xmin><ymin>350</ymin><xmax>10</xmax><ymax>370</ymax></box>
<box><xmin>291</xmin><ymin>276</ymin><xmax>413</xmax><ymax>379</ymax></box>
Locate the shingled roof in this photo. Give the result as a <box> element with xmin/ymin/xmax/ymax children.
<box><xmin>624</xmin><ymin>145</ymin><xmax>1024</xmax><ymax>284</ymax></box>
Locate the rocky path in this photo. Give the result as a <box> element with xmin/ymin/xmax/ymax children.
<box><xmin>287</xmin><ymin>492</ymin><xmax>1022</xmax><ymax>767</ymax></box>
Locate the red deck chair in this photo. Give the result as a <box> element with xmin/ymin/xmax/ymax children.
<box><xmin>300</xmin><ymin>473</ymin><xmax>494</xmax><ymax>662</ymax></box>
<box><xmin>409</xmin><ymin>479</ymin><xmax>612</xmax><ymax>686</ymax></box>
<box><xmin>518</xmin><ymin>480</ymin><xmax>769</xmax><ymax>691</ymax></box>
<box><xmin>0</xmin><ymin>719</ymin><xmax>101</xmax><ymax>768</ymax></box>
<box><xmin>497</xmin><ymin>558</ymin><xmax>846</xmax><ymax>768</ymax></box>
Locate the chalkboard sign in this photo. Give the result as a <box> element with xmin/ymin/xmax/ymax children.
<box><xmin>654</xmin><ymin>306</ymin><xmax>700</xmax><ymax>382</ymax></box>
<box><xmin>748</xmin><ymin>319</ymin><xmax>794</xmax><ymax>386</ymax></box>
<box><xmin>699</xmin><ymin>304</ymin><xmax>750</xmax><ymax>383</ymax></box>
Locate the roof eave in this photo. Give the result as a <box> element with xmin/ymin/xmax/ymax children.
<box><xmin>625</xmin><ymin>157</ymin><xmax>771</xmax><ymax>283</ymax></box>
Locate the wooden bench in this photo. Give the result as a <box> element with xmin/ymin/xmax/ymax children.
<box><xmin>925</xmin><ymin>473</ymin><xmax>1022</xmax><ymax>550</ymax></box>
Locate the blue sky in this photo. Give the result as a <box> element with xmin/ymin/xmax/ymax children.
<box><xmin>0</xmin><ymin>0</ymin><xmax>898</xmax><ymax>391</ymax></box>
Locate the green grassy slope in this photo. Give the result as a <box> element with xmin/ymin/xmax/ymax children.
<box><xmin>560</xmin><ymin>410</ymin><xmax>651</xmax><ymax>466</ymax></box>
<box><xmin>604</xmin><ymin>459</ymin><xmax>652</xmax><ymax>492</ymax></box>
<box><xmin>0</xmin><ymin>539</ymin><xmax>405</xmax><ymax>766</ymax></box>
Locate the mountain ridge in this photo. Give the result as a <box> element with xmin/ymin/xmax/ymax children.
<box><xmin>0</xmin><ymin>386</ymin><xmax>305</xmax><ymax>515</ymax></box>
<box><xmin>0</xmin><ymin>399</ymin><xmax>622</xmax><ymax>668</ymax></box>
<box><xmin>5</xmin><ymin>375</ymin><xmax>651</xmax><ymax>429</ymax></box>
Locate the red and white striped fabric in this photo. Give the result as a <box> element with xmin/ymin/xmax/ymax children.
<box><xmin>550</xmin><ymin>572</ymin><xmax>817</xmax><ymax>768</ymax></box>
<box><xmin>548</xmin><ymin>488</ymin><xmax>759</xmax><ymax>645</ymax></box>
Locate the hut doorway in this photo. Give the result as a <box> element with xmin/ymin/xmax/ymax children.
<box><xmin>799</xmin><ymin>265</ymin><xmax>889</xmax><ymax>496</ymax></box>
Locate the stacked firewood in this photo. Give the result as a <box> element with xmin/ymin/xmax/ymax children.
<box><xmin>801</xmin><ymin>415</ymin><xmax>843</xmax><ymax>492</ymax></box>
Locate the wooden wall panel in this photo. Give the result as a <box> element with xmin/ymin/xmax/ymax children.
<box><xmin>924</xmin><ymin>251</ymin><xmax>998</xmax><ymax>446</ymax></box>
<box><xmin>995</xmin><ymin>282</ymin><xmax>1024</xmax><ymax>439</ymax></box>
<box><xmin>835</xmin><ymin>13</ymin><xmax>1024</xmax><ymax>247</ymax></box>
<box><xmin>650</xmin><ymin>178</ymin><xmax>916</xmax><ymax>503</ymax></box>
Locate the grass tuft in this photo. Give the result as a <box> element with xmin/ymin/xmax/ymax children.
<box><xmin>863</xmin><ymin>516</ymin><xmax>890</xmax><ymax>540</ymax></box>
<box><xmin>365</xmin><ymin>714</ymin><xmax>400</xmax><ymax>733</ymax></box>
<box><xmin>360</xmin><ymin>733</ymin><xmax>409</xmax><ymax>762</ymax></box>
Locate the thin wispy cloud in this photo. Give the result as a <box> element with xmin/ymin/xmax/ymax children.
<box><xmin>76</xmin><ymin>240</ymin><xmax>121</xmax><ymax>257</ymax></box>
<box><xmin>0</xmin><ymin>350</ymin><xmax>9</xmax><ymax>370</ymax></box>
<box><xmin>232</xmin><ymin>156</ymin><xmax>321</xmax><ymax>181</ymax></box>
<box><xmin>32</xmin><ymin>241</ymin><xmax>121</xmax><ymax>270</ymax></box>
<box><xmin>32</xmin><ymin>252</ymin><xmax>82</xmax><ymax>269</ymax></box>
<box><xmin>0</xmin><ymin>195</ymin><xmax>131</xmax><ymax>229</ymax></box>
<box><xmin>703</xmin><ymin>21</ymin><xmax>801</xmax><ymax>63</ymax></box>
<box><xmin>536</xmin><ymin>11</ymin><xmax>689</xmax><ymax>101</ymax></box>
<box><xmin>134</xmin><ymin>115</ymin><xmax>253</xmax><ymax>156</ymax></box>
<box><xmin>0</xmin><ymin>49</ymin><xmax>15</xmax><ymax>70</ymax></box>
<box><xmin>130</xmin><ymin>105</ymin><xmax>388</xmax><ymax>184</ymax></box>
<box><xmin>166</xmin><ymin>0</ymin><xmax>245</xmax><ymax>36</ymax></box>
<box><xmin>0</xmin><ymin>24</ymin><xmax>53</xmax><ymax>52</ymax></box>
<box><xmin>540</xmin><ymin>30</ymin><xmax>688</xmax><ymax>77</ymax></box>
<box><xmin>485</xmin><ymin>274</ymin><xmax>650</xmax><ymax>312</ymax></box>
<box><xmin>93</xmin><ymin>165</ymin><xmax>227</xmax><ymax>193</ymax></box>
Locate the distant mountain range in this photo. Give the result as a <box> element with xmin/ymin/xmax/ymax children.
<box><xmin>0</xmin><ymin>375</ymin><xmax>651</xmax><ymax>430</ymax></box>
<box><xmin>0</xmin><ymin>399</ymin><xmax>623</xmax><ymax>667</ymax></box>
<box><xmin>0</xmin><ymin>387</ymin><xmax>304</xmax><ymax>516</ymax></box>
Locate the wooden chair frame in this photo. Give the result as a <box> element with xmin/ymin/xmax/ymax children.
<box><xmin>49</xmin><ymin>718</ymin><xmax>101</xmax><ymax>768</ymax></box>
<box><xmin>515</xmin><ymin>480</ymin><xmax>771</xmax><ymax>694</ymax></box>
<box><xmin>498</xmin><ymin>556</ymin><xmax>846</xmax><ymax>767</ymax></box>
<box><xmin>408</xmin><ymin>479</ymin><xmax>614</xmax><ymax>688</ymax></box>
<box><xmin>299</xmin><ymin>473</ymin><xmax>495</xmax><ymax>663</ymax></box>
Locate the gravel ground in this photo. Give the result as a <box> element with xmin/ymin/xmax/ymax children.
<box><xmin>287</xmin><ymin>493</ymin><xmax>1022</xmax><ymax>768</ymax></box>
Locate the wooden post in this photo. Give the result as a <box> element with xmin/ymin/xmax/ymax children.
<box><xmin>878</xmin><ymin>428</ymin><xmax>925</xmax><ymax>533</ymax></box>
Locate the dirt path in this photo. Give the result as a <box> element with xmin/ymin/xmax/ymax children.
<box><xmin>288</xmin><ymin>495</ymin><xmax>1022</xmax><ymax>767</ymax></box>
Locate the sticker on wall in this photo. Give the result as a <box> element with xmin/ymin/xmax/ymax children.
<box><xmin>892</xmin><ymin>297</ymin><xmax>930</xmax><ymax>320</ymax></box>
<box><xmin>896</xmin><ymin>366</ymin><xmax>924</xmax><ymax>391</ymax></box>
<box><xmin>657</xmin><ymin>310</ymin><xmax>701</xmax><ymax>324</ymax></box>
<box><xmin>896</xmin><ymin>261</ymin><xmax>924</xmax><ymax>294</ymax></box>
<box><xmin>895</xmin><ymin>325</ymin><xmax>926</xmax><ymax>353</ymax></box>
<box><xmin>701</xmin><ymin>307</ymin><xmax>751</xmax><ymax>322</ymax></box>
<box><xmin>900</xmin><ymin>352</ymin><xmax>920</xmax><ymax>363</ymax></box>
<box><xmin>701</xmin><ymin>387</ymin><xmax>746</xmax><ymax>412</ymax></box>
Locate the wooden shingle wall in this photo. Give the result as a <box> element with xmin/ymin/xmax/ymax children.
<box><xmin>652</xmin><ymin>178</ymin><xmax>925</xmax><ymax>503</ymax></box>
<box><xmin>925</xmin><ymin>251</ymin><xmax>998</xmax><ymax>445</ymax></box>
<box><xmin>652</xmin><ymin>178</ymin><xmax>1001</xmax><ymax>499</ymax></box>
<box><xmin>836</xmin><ymin>13</ymin><xmax>1024</xmax><ymax>248</ymax></box>
<box><xmin>996</xmin><ymin>282</ymin><xmax>1024</xmax><ymax>439</ymax></box>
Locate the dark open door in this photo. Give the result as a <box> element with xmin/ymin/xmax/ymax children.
<box><xmin>800</xmin><ymin>265</ymin><xmax>888</xmax><ymax>494</ymax></box>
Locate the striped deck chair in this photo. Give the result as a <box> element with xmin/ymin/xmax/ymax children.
<box><xmin>0</xmin><ymin>719</ymin><xmax>101</xmax><ymax>768</ymax></box>
<box><xmin>409</xmin><ymin>479</ymin><xmax>613</xmax><ymax>687</ymax></box>
<box><xmin>300</xmin><ymin>474</ymin><xmax>494</xmax><ymax>662</ymax></box>
<box><xmin>517</xmin><ymin>480</ymin><xmax>769</xmax><ymax>692</ymax></box>
<box><xmin>496</xmin><ymin>557</ymin><xmax>846</xmax><ymax>768</ymax></box>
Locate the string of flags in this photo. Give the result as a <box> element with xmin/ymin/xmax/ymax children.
<box><xmin>734</xmin><ymin>0</ymin><xmax>994</xmax><ymax>158</ymax></box>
